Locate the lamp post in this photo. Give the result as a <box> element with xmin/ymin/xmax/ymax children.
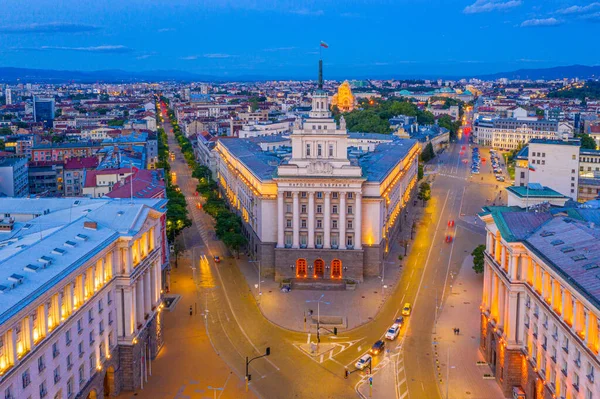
<box><xmin>249</xmin><ymin>260</ymin><xmax>262</xmax><ymax>303</ymax></box>
<box><xmin>245</xmin><ymin>347</ymin><xmax>271</xmax><ymax>392</ymax></box>
<box><xmin>306</xmin><ymin>294</ymin><xmax>330</xmax><ymax>347</ymax></box>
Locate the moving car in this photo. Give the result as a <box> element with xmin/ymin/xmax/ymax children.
<box><xmin>496</xmin><ymin>176</ymin><xmax>505</xmax><ymax>182</ymax></box>
<box><xmin>402</xmin><ymin>303</ymin><xmax>412</xmax><ymax>316</ymax></box>
<box><xmin>385</xmin><ymin>324</ymin><xmax>400</xmax><ymax>340</ymax></box>
<box><xmin>370</xmin><ymin>340</ymin><xmax>386</xmax><ymax>355</ymax></box>
<box><xmin>355</xmin><ymin>354</ymin><xmax>372</xmax><ymax>370</ymax></box>
<box><xmin>394</xmin><ymin>316</ymin><xmax>405</xmax><ymax>326</ymax></box>
<box><xmin>213</xmin><ymin>256</ymin><xmax>221</xmax><ymax>263</ymax></box>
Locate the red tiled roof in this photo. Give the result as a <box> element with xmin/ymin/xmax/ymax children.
<box><xmin>106</xmin><ymin>169</ymin><xmax>166</xmax><ymax>199</ymax></box>
<box><xmin>83</xmin><ymin>168</ymin><xmax>133</xmax><ymax>188</ymax></box>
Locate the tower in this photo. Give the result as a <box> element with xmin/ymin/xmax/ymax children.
<box><xmin>5</xmin><ymin>88</ymin><xmax>11</xmax><ymax>105</ymax></box>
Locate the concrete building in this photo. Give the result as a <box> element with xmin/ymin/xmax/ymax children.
<box><xmin>0</xmin><ymin>157</ymin><xmax>28</xmax><ymax>197</ymax></box>
<box><xmin>0</xmin><ymin>197</ymin><xmax>167</xmax><ymax>399</ymax></box>
<box><xmin>513</xmin><ymin>139</ymin><xmax>581</xmax><ymax>200</ymax></box>
<box><xmin>4</xmin><ymin>88</ymin><xmax>11</xmax><ymax>106</ymax></box>
<box><xmin>214</xmin><ymin>63</ymin><xmax>419</xmax><ymax>283</ymax></box>
<box><xmin>28</xmin><ymin>162</ymin><xmax>65</xmax><ymax>197</ymax></box>
<box><xmin>479</xmin><ymin>205</ymin><xmax>600</xmax><ymax>399</ymax></box>
<box><xmin>475</xmin><ymin>118</ymin><xmax>567</xmax><ymax>150</ymax></box>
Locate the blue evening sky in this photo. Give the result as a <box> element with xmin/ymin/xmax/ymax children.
<box><xmin>0</xmin><ymin>0</ymin><xmax>598</xmax><ymax>79</ymax></box>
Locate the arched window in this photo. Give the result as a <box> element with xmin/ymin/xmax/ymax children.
<box><xmin>331</xmin><ymin>259</ymin><xmax>342</xmax><ymax>279</ymax></box>
<box><xmin>314</xmin><ymin>259</ymin><xmax>324</xmax><ymax>278</ymax></box>
<box><xmin>296</xmin><ymin>259</ymin><xmax>307</xmax><ymax>278</ymax></box>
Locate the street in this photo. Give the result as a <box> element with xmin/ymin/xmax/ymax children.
<box><xmin>152</xmin><ymin>103</ymin><xmax>506</xmax><ymax>399</ymax></box>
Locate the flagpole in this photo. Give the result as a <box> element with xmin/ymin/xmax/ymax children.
<box><xmin>130</xmin><ymin>161</ymin><xmax>133</xmax><ymax>204</ymax></box>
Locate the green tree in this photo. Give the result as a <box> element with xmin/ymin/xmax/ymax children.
<box><xmin>577</xmin><ymin>133</ymin><xmax>597</xmax><ymax>150</ymax></box>
<box><xmin>108</xmin><ymin>119</ymin><xmax>125</xmax><ymax>127</ymax></box>
<box><xmin>222</xmin><ymin>231</ymin><xmax>247</xmax><ymax>259</ymax></box>
<box><xmin>417</xmin><ymin>164</ymin><xmax>424</xmax><ymax>181</ymax></box>
<box><xmin>417</xmin><ymin>182</ymin><xmax>431</xmax><ymax>206</ymax></box>
<box><xmin>437</xmin><ymin>115</ymin><xmax>460</xmax><ymax>140</ymax></box>
<box><xmin>471</xmin><ymin>244</ymin><xmax>486</xmax><ymax>274</ymax></box>
<box><xmin>420</xmin><ymin>142</ymin><xmax>435</xmax><ymax>163</ymax></box>
<box><xmin>0</xmin><ymin>127</ymin><xmax>11</xmax><ymax>136</ymax></box>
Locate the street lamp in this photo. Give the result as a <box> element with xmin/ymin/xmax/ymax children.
<box><xmin>306</xmin><ymin>294</ymin><xmax>331</xmax><ymax>346</ymax></box>
<box><xmin>245</xmin><ymin>347</ymin><xmax>271</xmax><ymax>392</ymax></box>
<box><xmin>249</xmin><ymin>260</ymin><xmax>262</xmax><ymax>301</ymax></box>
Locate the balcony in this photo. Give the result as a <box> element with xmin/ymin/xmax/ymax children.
<box><xmin>561</xmin><ymin>368</ymin><xmax>567</xmax><ymax>377</ymax></box>
<box><xmin>551</xmin><ymin>355</ymin><xmax>556</xmax><ymax>363</ymax></box>
<box><xmin>562</xmin><ymin>346</ymin><xmax>569</xmax><ymax>354</ymax></box>
<box><xmin>587</xmin><ymin>374</ymin><xmax>595</xmax><ymax>383</ymax></box>
<box><xmin>573</xmin><ymin>383</ymin><xmax>579</xmax><ymax>392</ymax></box>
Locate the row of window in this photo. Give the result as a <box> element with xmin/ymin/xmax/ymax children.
<box><xmin>306</xmin><ymin>143</ymin><xmax>335</xmax><ymax>158</ymax></box>
<box><xmin>285</xmin><ymin>218</ymin><xmax>355</xmax><ymax>230</ymax></box>
<box><xmin>285</xmin><ymin>204</ymin><xmax>355</xmax><ymax>215</ymax></box>
<box><xmin>284</xmin><ymin>233</ymin><xmax>355</xmax><ymax>247</ymax></box>
<box><xmin>284</xmin><ymin>191</ymin><xmax>355</xmax><ymax>199</ymax></box>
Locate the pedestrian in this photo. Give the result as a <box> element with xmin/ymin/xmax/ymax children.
<box><xmin>457</xmin><ymin>328</ymin><xmax>460</xmax><ymax>335</ymax></box>
<box><xmin>189</xmin><ymin>305</ymin><xmax>193</xmax><ymax>316</ymax></box>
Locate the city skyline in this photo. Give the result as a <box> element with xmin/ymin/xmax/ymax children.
<box><xmin>1</xmin><ymin>0</ymin><xmax>599</xmax><ymax>78</ymax></box>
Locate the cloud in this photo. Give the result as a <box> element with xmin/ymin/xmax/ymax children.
<box><xmin>263</xmin><ymin>47</ymin><xmax>296</xmax><ymax>52</ymax></box>
<box><xmin>180</xmin><ymin>55</ymin><xmax>199</xmax><ymax>60</ymax></box>
<box><xmin>203</xmin><ymin>53</ymin><xmax>234</xmax><ymax>58</ymax></box>
<box><xmin>136</xmin><ymin>54</ymin><xmax>155</xmax><ymax>60</ymax></box>
<box><xmin>518</xmin><ymin>58</ymin><xmax>547</xmax><ymax>63</ymax></box>
<box><xmin>0</xmin><ymin>22</ymin><xmax>100</xmax><ymax>34</ymax></box>
<box><xmin>157</xmin><ymin>28</ymin><xmax>175</xmax><ymax>33</ymax></box>
<box><xmin>340</xmin><ymin>12</ymin><xmax>361</xmax><ymax>18</ymax></box>
<box><xmin>520</xmin><ymin>17</ymin><xmax>562</xmax><ymax>27</ymax></box>
<box><xmin>374</xmin><ymin>62</ymin><xmax>389</xmax><ymax>66</ymax></box>
<box><xmin>19</xmin><ymin>45</ymin><xmax>132</xmax><ymax>53</ymax></box>
<box><xmin>582</xmin><ymin>11</ymin><xmax>600</xmax><ymax>21</ymax></box>
<box><xmin>463</xmin><ymin>0</ymin><xmax>521</xmax><ymax>14</ymax></box>
<box><xmin>290</xmin><ymin>9</ymin><xmax>324</xmax><ymax>16</ymax></box>
<box><xmin>556</xmin><ymin>2</ymin><xmax>600</xmax><ymax>15</ymax></box>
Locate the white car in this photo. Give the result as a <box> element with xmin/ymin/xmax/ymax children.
<box><xmin>385</xmin><ymin>324</ymin><xmax>400</xmax><ymax>340</ymax></box>
<box><xmin>355</xmin><ymin>354</ymin><xmax>372</xmax><ymax>370</ymax></box>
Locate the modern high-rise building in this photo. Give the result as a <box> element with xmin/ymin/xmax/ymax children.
<box><xmin>0</xmin><ymin>198</ymin><xmax>168</xmax><ymax>399</ymax></box>
<box><xmin>4</xmin><ymin>88</ymin><xmax>11</xmax><ymax>106</ymax></box>
<box><xmin>33</xmin><ymin>97</ymin><xmax>55</xmax><ymax>128</ymax></box>
<box><xmin>479</xmin><ymin>205</ymin><xmax>600</xmax><ymax>399</ymax></box>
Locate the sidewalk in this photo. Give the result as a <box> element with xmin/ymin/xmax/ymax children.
<box><xmin>116</xmin><ymin>255</ymin><xmax>253</xmax><ymax>399</ymax></box>
<box><xmin>234</xmin><ymin>197</ymin><xmax>425</xmax><ymax>333</ymax></box>
<box><xmin>433</xmin><ymin>256</ymin><xmax>504</xmax><ymax>399</ymax></box>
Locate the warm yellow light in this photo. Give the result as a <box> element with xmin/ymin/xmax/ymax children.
<box><xmin>33</xmin><ymin>330</ymin><xmax>39</xmax><ymax>342</ymax></box>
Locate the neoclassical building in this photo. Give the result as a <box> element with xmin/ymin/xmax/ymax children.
<box><xmin>214</xmin><ymin>65</ymin><xmax>419</xmax><ymax>282</ymax></box>
<box><xmin>479</xmin><ymin>205</ymin><xmax>600</xmax><ymax>399</ymax></box>
<box><xmin>0</xmin><ymin>198</ymin><xmax>167</xmax><ymax>399</ymax></box>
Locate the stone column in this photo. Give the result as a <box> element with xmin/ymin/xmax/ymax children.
<box><xmin>308</xmin><ymin>192</ymin><xmax>315</xmax><ymax>248</ymax></box>
<box><xmin>509</xmin><ymin>254</ymin><xmax>519</xmax><ymax>281</ymax></box>
<box><xmin>144</xmin><ymin>271</ymin><xmax>152</xmax><ymax>316</ymax></box>
<box><xmin>482</xmin><ymin>263</ymin><xmax>490</xmax><ymax>309</ymax></box>
<box><xmin>500</xmin><ymin>245</ymin><xmax>506</xmax><ymax>272</ymax></box>
<box><xmin>491</xmin><ymin>272</ymin><xmax>498</xmax><ymax>320</ymax></box>
<box><xmin>339</xmin><ymin>192</ymin><xmax>347</xmax><ymax>250</ymax></box>
<box><xmin>324</xmin><ymin>191</ymin><xmax>331</xmax><ymax>249</ymax></box>
<box><xmin>498</xmin><ymin>282</ymin><xmax>506</xmax><ymax>328</ymax></box>
<box><xmin>494</xmin><ymin>235</ymin><xmax>501</xmax><ymax>262</ymax></box>
<box><xmin>150</xmin><ymin>265</ymin><xmax>157</xmax><ymax>308</ymax></box>
<box><xmin>277</xmin><ymin>190</ymin><xmax>284</xmax><ymax>248</ymax></box>
<box><xmin>507</xmin><ymin>292</ymin><xmax>518</xmax><ymax>344</ymax></box>
<box><xmin>585</xmin><ymin>310</ymin><xmax>590</xmax><ymax>345</ymax></box>
<box><xmin>136</xmin><ymin>279</ymin><xmax>144</xmax><ymax>329</ymax></box>
<box><xmin>292</xmin><ymin>192</ymin><xmax>300</xmax><ymax>248</ymax></box>
<box><xmin>355</xmin><ymin>193</ymin><xmax>362</xmax><ymax>250</ymax></box>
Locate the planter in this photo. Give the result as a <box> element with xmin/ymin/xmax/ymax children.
<box><xmin>345</xmin><ymin>280</ymin><xmax>357</xmax><ymax>291</ymax></box>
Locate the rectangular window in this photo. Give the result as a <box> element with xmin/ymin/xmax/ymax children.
<box><xmin>52</xmin><ymin>342</ymin><xmax>59</xmax><ymax>358</ymax></box>
<box><xmin>285</xmin><ymin>234</ymin><xmax>292</xmax><ymax>246</ymax></box>
<box><xmin>316</xmin><ymin>219</ymin><xmax>322</xmax><ymax>229</ymax></box>
<box><xmin>66</xmin><ymin>329</ymin><xmax>71</xmax><ymax>346</ymax></box>
<box><xmin>67</xmin><ymin>377</ymin><xmax>74</xmax><ymax>398</ymax></box>
<box><xmin>107</xmin><ymin>291</ymin><xmax>112</xmax><ymax>304</ymax></box>
<box><xmin>332</xmin><ymin>205</ymin><xmax>338</xmax><ymax>214</ymax></box>
<box><xmin>316</xmin><ymin>235</ymin><xmax>323</xmax><ymax>246</ymax></box>
<box><xmin>306</xmin><ymin>144</ymin><xmax>311</xmax><ymax>156</ymax></box>
<box><xmin>301</xmin><ymin>219</ymin><xmax>307</xmax><ymax>228</ymax></box>
<box><xmin>347</xmin><ymin>235</ymin><xmax>353</xmax><ymax>247</ymax></box>
<box><xmin>301</xmin><ymin>205</ymin><xmax>307</xmax><ymax>213</ymax></box>
<box><xmin>89</xmin><ymin>330</ymin><xmax>95</xmax><ymax>346</ymax></box>
<box><xmin>67</xmin><ymin>354</ymin><xmax>72</xmax><ymax>370</ymax></box>
<box><xmin>328</xmin><ymin>144</ymin><xmax>334</xmax><ymax>157</ymax></box>
<box><xmin>78</xmin><ymin>365</ymin><xmax>85</xmax><ymax>384</ymax></box>
<box><xmin>98</xmin><ymin>299</ymin><xmax>103</xmax><ymax>313</ymax></box>
<box><xmin>332</xmin><ymin>220</ymin><xmax>338</xmax><ymax>229</ymax></box>
<box><xmin>286</xmin><ymin>191</ymin><xmax>292</xmax><ymax>198</ymax></box>
<box><xmin>347</xmin><ymin>220</ymin><xmax>353</xmax><ymax>229</ymax></box>
<box><xmin>39</xmin><ymin>381</ymin><xmax>47</xmax><ymax>398</ymax></box>
<box><xmin>332</xmin><ymin>192</ymin><xmax>338</xmax><ymax>199</ymax></box>
<box><xmin>108</xmin><ymin>311</ymin><xmax>113</xmax><ymax>325</ymax></box>
<box><xmin>317</xmin><ymin>144</ymin><xmax>322</xmax><ymax>157</ymax></box>
<box><xmin>77</xmin><ymin>319</ymin><xmax>82</xmax><ymax>334</ymax></box>
<box><xmin>53</xmin><ymin>366</ymin><xmax>60</xmax><ymax>384</ymax></box>
<box><xmin>78</xmin><ymin>342</ymin><xmax>84</xmax><ymax>357</ymax></box>
<box><xmin>99</xmin><ymin>321</ymin><xmax>104</xmax><ymax>335</ymax></box>
<box><xmin>316</xmin><ymin>205</ymin><xmax>322</xmax><ymax>213</ymax></box>
<box><xmin>347</xmin><ymin>206</ymin><xmax>353</xmax><ymax>215</ymax></box>
<box><xmin>286</xmin><ymin>204</ymin><xmax>292</xmax><ymax>213</ymax></box>
<box><xmin>347</xmin><ymin>193</ymin><xmax>353</xmax><ymax>199</ymax></box>
<box><xmin>316</xmin><ymin>192</ymin><xmax>322</xmax><ymax>199</ymax></box>
<box><xmin>331</xmin><ymin>235</ymin><xmax>338</xmax><ymax>247</ymax></box>
<box><xmin>38</xmin><ymin>356</ymin><xmax>45</xmax><ymax>373</ymax></box>
<box><xmin>22</xmin><ymin>370</ymin><xmax>30</xmax><ymax>388</ymax></box>
<box><xmin>301</xmin><ymin>192</ymin><xmax>306</xmax><ymax>198</ymax></box>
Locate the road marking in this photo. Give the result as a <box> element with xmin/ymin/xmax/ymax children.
<box><xmin>440</xmin><ymin>186</ymin><xmax>466</xmax><ymax>303</ymax></box>
<box><xmin>307</xmin><ymin>333</ymin><xmax>311</xmax><ymax>344</ymax></box>
<box><xmin>320</xmin><ymin>354</ymin><xmax>324</xmax><ymax>363</ymax></box>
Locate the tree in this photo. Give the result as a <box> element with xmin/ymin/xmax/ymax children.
<box><xmin>437</xmin><ymin>115</ymin><xmax>460</xmax><ymax>141</ymax></box>
<box><xmin>471</xmin><ymin>244</ymin><xmax>486</xmax><ymax>274</ymax></box>
<box><xmin>417</xmin><ymin>164</ymin><xmax>424</xmax><ymax>181</ymax></box>
<box><xmin>577</xmin><ymin>133</ymin><xmax>597</xmax><ymax>150</ymax></box>
<box><xmin>417</xmin><ymin>182</ymin><xmax>431</xmax><ymax>206</ymax></box>
<box><xmin>222</xmin><ymin>231</ymin><xmax>247</xmax><ymax>259</ymax></box>
<box><xmin>420</xmin><ymin>142</ymin><xmax>435</xmax><ymax>163</ymax></box>
<box><xmin>0</xmin><ymin>127</ymin><xmax>11</xmax><ymax>136</ymax></box>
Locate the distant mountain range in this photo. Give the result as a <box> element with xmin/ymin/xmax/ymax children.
<box><xmin>475</xmin><ymin>64</ymin><xmax>600</xmax><ymax>81</ymax></box>
<box><xmin>0</xmin><ymin>64</ymin><xmax>599</xmax><ymax>83</ymax></box>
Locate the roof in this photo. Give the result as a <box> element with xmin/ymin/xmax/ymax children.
<box><xmin>0</xmin><ymin>197</ymin><xmax>167</xmax><ymax>325</ymax></box>
<box><xmin>529</xmin><ymin>138</ymin><xmax>581</xmax><ymax>146</ymax></box>
<box><xmin>0</xmin><ymin>156</ymin><xmax>27</xmax><ymax>168</ymax></box>
<box><xmin>506</xmin><ymin>185</ymin><xmax>568</xmax><ymax>199</ymax></box>
<box><xmin>105</xmin><ymin>169</ymin><xmax>166</xmax><ymax>199</ymax></box>
<box><xmin>357</xmin><ymin>139</ymin><xmax>417</xmax><ymax>182</ymax></box>
<box><xmin>64</xmin><ymin>156</ymin><xmax>99</xmax><ymax>170</ymax></box>
<box><xmin>84</xmin><ymin>168</ymin><xmax>133</xmax><ymax>188</ymax></box>
<box><xmin>483</xmin><ymin>206</ymin><xmax>600</xmax><ymax>310</ymax></box>
<box><xmin>218</xmin><ymin>138</ymin><xmax>281</xmax><ymax>181</ymax></box>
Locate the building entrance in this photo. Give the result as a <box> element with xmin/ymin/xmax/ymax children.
<box><xmin>314</xmin><ymin>259</ymin><xmax>324</xmax><ymax>278</ymax></box>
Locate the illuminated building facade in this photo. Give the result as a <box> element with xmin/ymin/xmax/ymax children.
<box><xmin>0</xmin><ymin>198</ymin><xmax>167</xmax><ymax>399</ymax></box>
<box><xmin>479</xmin><ymin>205</ymin><xmax>600</xmax><ymax>399</ymax></box>
<box><xmin>330</xmin><ymin>80</ymin><xmax>355</xmax><ymax>112</ymax></box>
<box><xmin>215</xmin><ymin>63</ymin><xmax>419</xmax><ymax>282</ymax></box>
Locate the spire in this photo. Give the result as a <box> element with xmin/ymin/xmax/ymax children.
<box><xmin>318</xmin><ymin>59</ymin><xmax>323</xmax><ymax>90</ymax></box>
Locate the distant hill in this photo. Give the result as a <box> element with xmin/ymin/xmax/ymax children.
<box><xmin>476</xmin><ymin>65</ymin><xmax>600</xmax><ymax>81</ymax></box>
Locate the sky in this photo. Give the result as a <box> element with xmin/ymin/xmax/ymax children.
<box><xmin>0</xmin><ymin>0</ymin><xmax>599</xmax><ymax>79</ymax></box>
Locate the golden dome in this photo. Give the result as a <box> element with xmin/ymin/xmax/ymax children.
<box><xmin>331</xmin><ymin>80</ymin><xmax>355</xmax><ymax>112</ymax></box>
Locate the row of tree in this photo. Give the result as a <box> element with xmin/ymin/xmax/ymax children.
<box><xmin>194</xmin><ymin>165</ymin><xmax>248</xmax><ymax>257</ymax></box>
